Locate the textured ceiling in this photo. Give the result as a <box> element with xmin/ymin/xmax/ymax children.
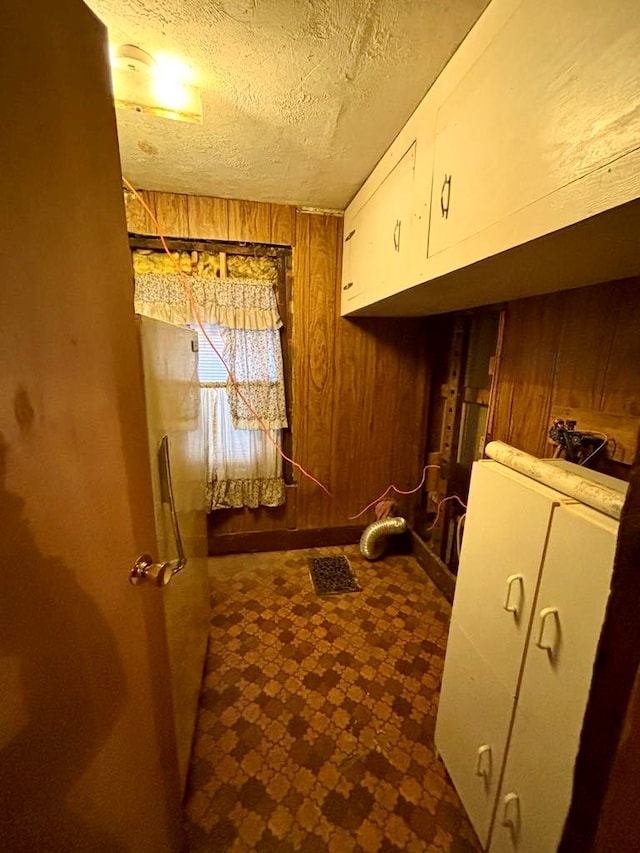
<box><xmin>85</xmin><ymin>0</ymin><xmax>489</xmax><ymax>209</ymax></box>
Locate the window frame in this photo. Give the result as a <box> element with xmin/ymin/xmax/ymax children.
<box><xmin>129</xmin><ymin>234</ymin><xmax>294</xmax><ymax>484</ymax></box>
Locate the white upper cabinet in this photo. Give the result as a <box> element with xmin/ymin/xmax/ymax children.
<box><xmin>341</xmin><ymin>0</ymin><xmax>640</xmax><ymax>317</ymax></box>
<box><xmin>340</xmin><ymin>141</ymin><xmax>416</xmax><ymax>314</ymax></box>
<box><xmin>428</xmin><ymin>0</ymin><xmax>640</xmax><ymax>259</ymax></box>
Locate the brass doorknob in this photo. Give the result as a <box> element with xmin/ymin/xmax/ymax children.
<box><xmin>130</xmin><ymin>554</ymin><xmax>173</xmax><ymax>587</ymax></box>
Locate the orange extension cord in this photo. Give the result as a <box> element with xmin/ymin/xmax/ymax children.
<box><xmin>126</xmin><ymin>180</ymin><xmax>469</xmax><ymax>523</ymax></box>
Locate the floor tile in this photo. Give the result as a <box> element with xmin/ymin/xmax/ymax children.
<box><xmin>184</xmin><ymin>545</ymin><xmax>480</xmax><ymax>852</ymax></box>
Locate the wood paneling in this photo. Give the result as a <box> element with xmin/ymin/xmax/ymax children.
<box><xmin>124</xmin><ymin>189</ymin><xmax>157</xmax><ymax>235</ymax></box>
<box><xmin>553</xmin><ymin>285</ymin><xmax>616</xmax><ymax>411</ymax></box>
<box><xmin>128</xmin><ymin>190</ymin><xmax>431</xmax><ymax>536</ymax></box>
<box><xmin>491</xmin><ymin>277</ymin><xmax>640</xmax><ymax>470</ymax></box>
<box><xmin>294</xmin><ymin>211</ymin><xmax>429</xmax><ymax>529</ymax></box>
<box><xmin>601</xmin><ymin>280</ymin><xmax>640</xmax><ymax>418</ymax></box>
<box><xmin>294</xmin><ymin>213</ymin><xmax>339</xmax><ymax>528</ymax></box>
<box><xmin>208</xmin><ymin>525</ymin><xmax>363</xmax><ymax>555</ymax></box>
<box><xmin>152</xmin><ymin>191</ymin><xmax>189</xmax><ymax>237</ymax></box>
<box><xmin>270</xmin><ymin>204</ymin><xmax>296</xmax><ymax>246</ymax></box>
<box><xmin>125</xmin><ymin>191</ymin><xmax>293</xmax><ymax>245</ymax></box>
<box><xmin>228</xmin><ymin>198</ymin><xmax>271</xmax><ymax>243</ymax></box>
<box><xmin>186</xmin><ymin>195</ymin><xmax>228</xmax><ymax>240</ymax></box>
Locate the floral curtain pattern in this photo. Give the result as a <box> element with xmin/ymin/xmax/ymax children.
<box><xmin>219</xmin><ymin>326</ymin><xmax>287</xmax><ymax>430</ymax></box>
<box><xmin>134</xmin><ymin>267</ymin><xmax>287</xmax><ymax>510</ymax></box>
<box><xmin>134</xmin><ymin>272</ymin><xmax>282</xmax><ymax>331</ymax></box>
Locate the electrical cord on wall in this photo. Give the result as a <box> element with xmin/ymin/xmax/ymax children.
<box><xmin>579</xmin><ymin>432</ymin><xmax>609</xmax><ymax>467</ymax></box>
<box><xmin>123</xmin><ymin>177</ymin><xmax>332</xmax><ymax>497</ymax></box>
<box><xmin>426</xmin><ymin>494</ymin><xmax>467</xmax><ymax>532</ymax></box>
<box><xmin>348</xmin><ymin>464</ymin><xmax>441</xmax><ymax>520</ymax></box>
<box><xmin>455</xmin><ymin>512</ymin><xmax>466</xmax><ymax>559</ymax></box>
<box><xmin>126</xmin><ymin>183</ymin><xmax>479</xmax><ymax>522</ymax></box>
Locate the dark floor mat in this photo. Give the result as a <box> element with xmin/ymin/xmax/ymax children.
<box><xmin>308</xmin><ymin>555</ymin><xmax>361</xmax><ymax>595</ymax></box>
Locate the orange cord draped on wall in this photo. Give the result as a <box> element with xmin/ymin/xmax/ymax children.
<box><xmin>123</xmin><ymin>177</ymin><xmax>332</xmax><ymax>497</ymax></box>
<box><xmin>124</xmin><ymin>178</ymin><xmax>464</xmax><ymax>524</ymax></box>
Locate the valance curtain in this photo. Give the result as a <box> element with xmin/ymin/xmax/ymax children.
<box><xmin>134</xmin><ymin>269</ymin><xmax>287</xmax><ymax>510</ymax></box>
<box><xmin>134</xmin><ymin>271</ymin><xmax>283</xmax><ymax>331</ymax></box>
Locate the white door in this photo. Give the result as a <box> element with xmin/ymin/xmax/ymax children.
<box><xmin>341</xmin><ymin>141</ymin><xmax>416</xmax><ymax>312</ymax></box>
<box><xmin>490</xmin><ymin>504</ymin><xmax>618</xmax><ymax>852</ymax></box>
<box><xmin>428</xmin><ymin>0</ymin><xmax>640</xmax><ymax>258</ymax></box>
<box><xmin>0</xmin><ymin>2</ymin><xmax>183</xmax><ymax>849</ymax></box>
<box><xmin>437</xmin><ymin>462</ymin><xmax>570</xmax><ymax>845</ymax></box>
<box><xmin>436</xmin><ymin>621</ymin><xmax>516</xmax><ymax>846</ymax></box>
<box><xmin>450</xmin><ymin>462</ymin><xmax>570</xmax><ymax>691</ymax></box>
<box><xmin>139</xmin><ymin>316</ymin><xmax>210</xmax><ymax>792</ymax></box>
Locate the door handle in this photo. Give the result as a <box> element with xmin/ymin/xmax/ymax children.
<box><xmin>503</xmin><ymin>574</ymin><xmax>524</xmax><ymax>616</ymax></box>
<box><xmin>393</xmin><ymin>219</ymin><xmax>401</xmax><ymax>251</ymax></box>
<box><xmin>476</xmin><ymin>744</ymin><xmax>492</xmax><ymax>778</ymax></box>
<box><xmin>130</xmin><ymin>553</ymin><xmax>174</xmax><ymax>587</ymax></box>
<box><xmin>130</xmin><ymin>434</ymin><xmax>187</xmax><ymax>587</ymax></box>
<box><xmin>535</xmin><ymin>606</ymin><xmax>559</xmax><ymax>651</ymax></box>
<box><xmin>440</xmin><ymin>174</ymin><xmax>452</xmax><ymax>218</ymax></box>
<box><xmin>501</xmin><ymin>791</ymin><xmax>520</xmax><ymax>829</ymax></box>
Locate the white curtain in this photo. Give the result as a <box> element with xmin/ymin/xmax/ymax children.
<box><xmin>201</xmin><ymin>387</ymin><xmax>284</xmax><ymax>509</ymax></box>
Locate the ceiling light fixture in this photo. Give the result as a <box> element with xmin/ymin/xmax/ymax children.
<box><xmin>110</xmin><ymin>44</ymin><xmax>203</xmax><ymax>125</ymax></box>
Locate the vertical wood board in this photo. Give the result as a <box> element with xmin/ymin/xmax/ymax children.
<box><xmin>228</xmin><ymin>199</ymin><xmax>271</xmax><ymax>243</ymax></box>
<box><xmin>187</xmin><ymin>195</ymin><xmax>229</xmax><ymax>241</ymax></box>
<box><xmin>152</xmin><ymin>192</ymin><xmax>189</xmax><ymax>238</ymax></box>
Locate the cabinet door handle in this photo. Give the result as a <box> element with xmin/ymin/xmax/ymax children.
<box><xmin>501</xmin><ymin>791</ymin><xmax>520</xmax><ymax>829</ymax></box>
<box><xmin>393</xmin><ymin>219</ymin><xmax>401</xmax><ymax>252</ymax></box>
<box><xmin>476</xmin><ymin>744</ymin><xmax>492</xmax><ymax>778</ymax></box>
<box><xmin>344</xmin><ymin>229</ymin><xmax>356</xmax><ymax>242</ymax></box>
<box><xmin>535</xmin><ymin>606</ymin><xmax>559</xmax><ymax>651</ymax></box>
<box><xmin>503</xmin><ymin>574</ymin><xmax>524</xmax><ymax>616</ymax></box>
<box><xmin>440</xmin><ymin>174</ymin><xmax>452</xmax><ymax>219</ymax></box>
<box><xmin>343</xmin><ymin>281</ymin><xmax>354</xmax><ymax>291</ymax></box>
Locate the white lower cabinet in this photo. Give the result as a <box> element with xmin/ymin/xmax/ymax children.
<box><xmin>489</xmin><ymin>504</ymin><xmax>619</xmax><ymax>852</ymax></box>
<box><xmin>436</xmin><ymin>621</ymin><xmax>515</xmax><ymax>847</ymax></box>
<box><xmin>436</xmin><ymin>461</ymin><xmax>621</xmax><ymax>851</ymax></box>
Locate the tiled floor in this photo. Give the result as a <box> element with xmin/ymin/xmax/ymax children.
<box><xmin>184</xmin><ymin>545</ymin><xmax>480</xmax><ymax>852</ymax></box>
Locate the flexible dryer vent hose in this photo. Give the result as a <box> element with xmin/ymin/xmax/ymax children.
<box><xmin>360</xmin><ymin>516</ymin><xmax>407</xmax><ymax>561</ymax></box>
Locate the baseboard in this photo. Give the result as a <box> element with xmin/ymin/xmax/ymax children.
<box><xmin>411</xmin><ymin>531</ymin><xmax>456</xmax><ymax>603</ymax></box>
<box><xmin>208</xmin><ymin>525</ymin><xmax>364</xmax><ymax>556</ymax></box>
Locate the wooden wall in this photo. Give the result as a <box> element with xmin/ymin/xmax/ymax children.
<box><xmin>489</xmin><ymin>277</ymin><xmax>640</xmax><ymax>472</ymax></box>
<box><xmin>126</xmin><ymin>190</ymin><xmax>430</xmax><ymax>536</ymax></box>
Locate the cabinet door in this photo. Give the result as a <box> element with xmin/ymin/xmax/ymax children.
<box><xmin>428</xmin><ymin>0</ymin><xmax>640</xmax><ymax>258</ymax></box>
<box><xmin>490</xmin><ymin>505</ymin><xmax>618</xmax><ymax>853</ymax></box>
<box><xmin>451</xmin><ymin>462</ymin><xmax>568</xmax><ymax>692</ymax></box>
<box><xmin>436</xmin><ymin>622</ymin><xmax>516</xmax><ymax>847</ymax></box>
<box><xmin>340</xmin><ymin>141</ymin><xmax>416</xmax><ymax>312</ymax></box>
